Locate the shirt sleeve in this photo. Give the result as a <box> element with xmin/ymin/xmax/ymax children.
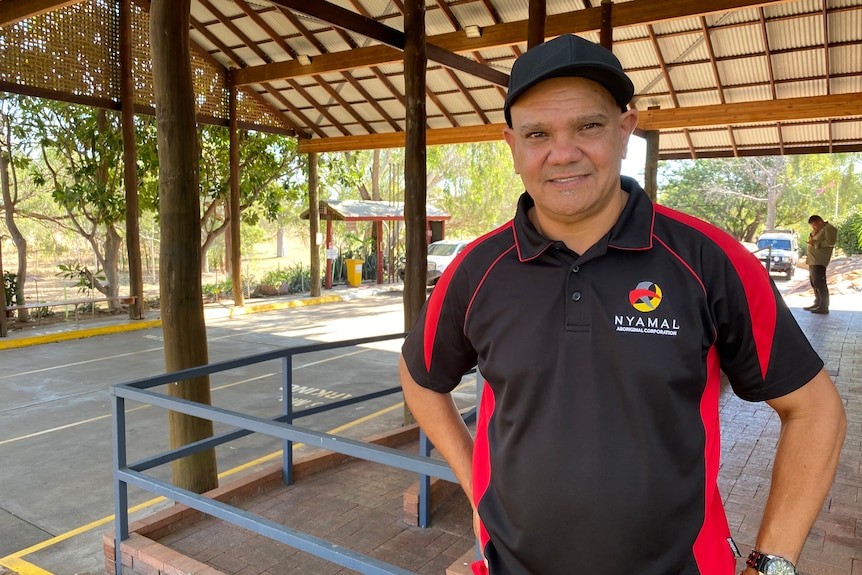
<box><xmin>825</xmin><ymin>224</ymin><xmax>838</xmax><ymax>247</ymax></box>
<box><xmin>401</xmin><ymin>266</ymin><xmax>479</xmax><ymax>394</ymax></box>
<box><xmin>711</xmin><ymin>241</ymin><xmax>823</xmax><ymax>402</ymax></box>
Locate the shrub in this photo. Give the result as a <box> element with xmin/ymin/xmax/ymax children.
<box><xmin>835</xmin><ymin>210</ymin><xmax>862</xmax><ymax>256</ymax></box>
<box><xmin>260</xmin><ymin>264</ymin><xmax>311</xmax><ymax>294</ymax></box>
<box><xmin>202</xmin><ymin>278</ymin><xmax>234</xmax><ymax>301</ymax></box>
<box><xmin>3</xmin><ymin>271</ymin><xmax>17</xmax><ymax>308</ymax></box>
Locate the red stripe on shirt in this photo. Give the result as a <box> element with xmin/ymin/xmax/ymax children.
<box><xmin>655</xmin><ymin>205</ymin><xmax>777</xmax><ymax>379</ymax></box>
<box><xmin>473</xmin><ymin>379</ymin><xmax>495</xmax><ymax>551</ymax></box>
<box><xmin>693</xmin><ymin>345</ymin><xmax>735</xmax><ymax>573</ymax></box>
<box><xmin>423</xmin><ymin>223</ymin><xmax>514</xmax><ymax>372</ymax></box>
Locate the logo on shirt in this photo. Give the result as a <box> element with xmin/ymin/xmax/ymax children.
<box><xmin>629</xmin><ymin>281</ymin><xmax>662</xmax><ymax>312</ymax></box>
<box><xmin>615</xmin><ymin>281</ymin><xmax>680</xmax><ymax>337</ymax></box>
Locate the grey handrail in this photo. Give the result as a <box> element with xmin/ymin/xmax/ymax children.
<box><xmin>111</xmin><ymin>332</ymin><xmax>464</xmax><ymax>575</ymax></box>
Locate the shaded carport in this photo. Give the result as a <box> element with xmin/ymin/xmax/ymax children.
<box><xmin>3</xmin><ymin>0</ymin><xmax>862</xmax><ymax>326</ymax></box>
<box><xmin>300</xmin><ymin>199</ymin><xmax>451</xmax><ymax>289</ymax></box>
<box><xmin>1</xmin><ymin>2</ymin><xmax>862</xmax><ymax>573</ymax></box>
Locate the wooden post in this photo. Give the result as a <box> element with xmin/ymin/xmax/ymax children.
<box><xmin>644</xmin><ymin>129</ymin><xmax>660</xmax><ymax>202</ymax></box>
<box><xmin>120</xmin><ymin>0</ymin><xmax>144</xmax><ymax>320</ymax></box>
<box><xmin>325</xmin><ymin>218</ymin><xmax>333</xmax><ymax>290</ymax></box>
<box><xmin>376</xmin><ymin>220</ymin><xmax>384</xmax><ymax>284</ymax></box>
<box><xmin>228</xmin><ymin>82</ymin><xmax>244</xmax><ymax>306</ymax></box>
<box><xmin>0</xmin><ymin>239</ymin><xmax>7</xmax><ymax>338</ymax></box>
<box><xmin>150</xmin><ymin>0</ymin><xmax>218</xmax><ymax>494</ymax></box>
<box><xmin>403</xmin><ymin>0</ymin><xmax>427</xmax><ymax>426</ymax></box>
<box><xmin>527</xmin><ymin>0</ymin><xmax>548</xmax><ymax>50</ymax></box>
<box><xmin>403</xmin><ymin>0</ymin><xmax>428</xmax><ymax>333</ymax></box>
<box><xmin>308</xmin><ymin>151</ymin><xmax>321</xmax><ymax>297</ymax></box>
<box><xmin>528</xmin><ymin>0</ymin><xmax>546</xmax><ymax>50</ymax></box>
<box><xmin>600</xmin><ymin>0</ymin><xmax>613</xmax><ymax>49</ymax></box>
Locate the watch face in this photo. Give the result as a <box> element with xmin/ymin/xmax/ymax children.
<box><xmin>764</xmin><ymin>557</ymin><xmax>797</xmax><ymax>575</ymax></box>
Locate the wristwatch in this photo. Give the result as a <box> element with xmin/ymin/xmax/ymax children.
<box><xmin>746</xmin><ymin>549</ymin><xmax>798</xmax><ymax>575</ymax></box>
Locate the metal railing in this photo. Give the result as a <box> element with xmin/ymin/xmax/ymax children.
<box><xmin>111</xmin><ymin>333</ymin><xmax>472</xmax><ymax>575</ymax></box>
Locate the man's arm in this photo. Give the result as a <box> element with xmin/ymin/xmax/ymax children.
<box><xmin>398</xmin><ymin>355</ymin><xmax>476</xmax><ymax>502</ymax></box>
<box><xmin>743</xmin><ymin>368</ymin><xmax>846</xmax><ymax>572</ymax></box>
<box><xmin>824</xmin><ymin>224</ymin><xmax>838</xmax><ymax>247</ymax></box>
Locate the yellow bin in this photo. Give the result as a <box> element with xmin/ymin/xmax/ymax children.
<box><xmin>346</xmin><ymin>259</ymin><xmax>364</xmax><ymax>287</ymax></box>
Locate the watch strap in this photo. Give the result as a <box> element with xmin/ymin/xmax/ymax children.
<box><xmin>747</xmin><ymin>549</ymin><xmax>767</xmax><ymax>570</ymax></box>
<box><xmin>746</xmin><ymin>549</ymin><xmax>798</xmax><ymax>574</ymax></box>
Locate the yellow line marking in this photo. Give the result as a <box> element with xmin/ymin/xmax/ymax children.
<box><xmin>1</xmin><ymin>496</ymin><xmax>166</xmax><ymax>560</ymax></box>
<box><xmin>0</xmin><ymin>320</ymin><xmax>163</xmax><ymax>350</ymax></box>
<box><xmin>0</xmin><ymin>400</ymin><xmax>405</xmax><ymax>574</ymax></box>
<box><xmin>0</xmin><ymin>295</ymin><xmax>349</xmax><ymax>350</ymax></box>
<box><xmin>0</xmin><ymin>556</ymin><xmax>56</xmax><ymax>575</ymax></box>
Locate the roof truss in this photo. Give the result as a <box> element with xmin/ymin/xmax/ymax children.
<box><xmin>1</xmin><ymin>0</ymin><xmax>860</xmax><ymax>158</ymax></box>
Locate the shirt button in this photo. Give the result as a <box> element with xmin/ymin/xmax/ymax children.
<box><xmin>571</xmin><ymin>291</ymin><xmax>582</xmax><ymax>302</ymax></box>
<box><xmin>572</xmin><ymin>265</ymin><xmax>580</xmax><ymax>273</ymax></box>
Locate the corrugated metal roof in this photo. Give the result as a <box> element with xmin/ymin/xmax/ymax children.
<box><xmin>300</xmin><ymin>200</ymin><xmax>450</xmax><ymax>220</ymax></box>
<box><xmin>3</xmin><ymin>0</ymin><xmax>861</xmax><ymax>158</ymax></box>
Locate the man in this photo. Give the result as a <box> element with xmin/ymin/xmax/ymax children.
<box><xmin>399</xmin><ymin>34</ymin><xmax>845</xmax><ymax>575</ymax></box>
<box><xmin>805</xmin><ymin>214</ymin><xmax>838</xmax><ymax>314</ymax></box>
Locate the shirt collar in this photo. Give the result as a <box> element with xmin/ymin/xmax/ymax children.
<box><xmin>513</xmin><ymin>176</ymin><xmax>654</xmax><ymax>261</ymax></box>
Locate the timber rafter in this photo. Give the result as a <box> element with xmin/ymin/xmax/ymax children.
<box><xmin>1</xmin><ymin>0</ymin><xmax>861</xmax><ymax>158</ymax></box>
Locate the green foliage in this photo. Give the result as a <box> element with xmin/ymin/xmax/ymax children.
<box><xmin>340</xmin><ymin>233</ymin><xmax>372</xmax><ymax>259</ymax></box>
<box><xmin>259</xmin><ymin>264</ymin><xmax>312</xmax><ymax>294</ymax></box>
<box><xmin>658</xmin><ymin>153</ymin><xmax>862</xmax><ymax>242</ymax></box>
<box><xmin>202</xmin><ymin>278</ymin><xmax>235</xmax><ymax>300</ymax></box>
<box><xmin>3</xmin><ymin>271</ymin><xmax>17</xmax><ymax>308</ymax></box>
<box><xmin>240</xmin><ymin>222</ymin><xmax>268</xmax><ymax>257</ymax></box>
<box><xmin>57</xmin><ymin>263</ymin><xmax>105</xmax><ymax>295</ymax></box>
<box><xmin>659</xmin><ymin>159</ymin><xmax>766</xmax><ymax>240</ymax></box>
<box><xmin>20</xmin><ymin>100</ymin><xmax>128</xmax><ymax>226</ymax></box>
<box><xmin>835</xmin><ymin>209</ymin><xmax>862</xmax><ymax>256</ymax></box>
<box><xmin>427</xmin><ymin>142</ymin><xmax>521</xmax><ymax>237</ymax></box>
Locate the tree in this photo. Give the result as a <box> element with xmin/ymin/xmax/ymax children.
<box><xmin>151</xmin><ymin>0</ymin><xmax>218</xmax><ymax>494</ymax></box>
<box><xmin>138</xmin><ymin>124</ymin><xmax>302</xmax><ymax>274</ymax></box>
<box><xmin>426</xmin><ymin>142</ymin><xmax>521</xmax><ymax>237</ymax></box>
<box><xmin>659</xmin><ymin>154</ymin><xmax>862</xmax><ymax>242</ymax></box>
<box><xmin>20</xmin><ymin>99</ymin><xmax>142</xmax><ymax>309</ymax></box>
<box><xmin>0</xmin><ymin>95</ymin><xmax>32</xmax><ymax>320</ymax></box>
<box><xmin>660</xmin><ymin>157</ymin><xmax>790</xmax><ymax>241</ymax></box>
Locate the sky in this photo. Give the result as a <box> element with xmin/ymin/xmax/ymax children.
<box><xmin>621</xmin><ymin>134</ymin><xmax>647</xmax><ymax>185</ymax></box>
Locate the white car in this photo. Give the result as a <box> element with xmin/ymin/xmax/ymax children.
<box><xmin>755</xmin><ymin>230</ymin><xmax>799</xmax><ymax>280</ymax></box>
<box><xmin>425</xmin><ymin>240</ymin><xmax>471</xmax><ymax>284</ymax></box>
<box><xmin>400</xmin><ymin>239</ymin><xmax>471</xmax><ymax>285</ymax></box>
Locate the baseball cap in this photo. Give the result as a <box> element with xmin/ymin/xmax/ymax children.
<box><xmin>504</xmin><ymin>34</ymin><xmax>635</xmax><ymax>126</ymax></box>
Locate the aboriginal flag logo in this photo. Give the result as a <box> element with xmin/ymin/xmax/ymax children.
<box><xmin>629</xmin><ymin>281</ymin><xmax>663</xmax><ymax>312</ymax></box>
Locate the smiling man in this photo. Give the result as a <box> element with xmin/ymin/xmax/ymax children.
<box><xmin>399</xmin><ymin>34</ymin><xmax>845</xmax><ymax>575</ymax></box>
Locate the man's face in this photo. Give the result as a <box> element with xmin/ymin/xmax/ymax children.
<box><xmin>503</xmin><ymin>76</ymin><xmax>638</xmax><ymax>229</ymax></box>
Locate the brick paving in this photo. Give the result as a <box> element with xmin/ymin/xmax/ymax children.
<box><xmin>153</xmin><ymin>446</ymin><xmax>475</xmax><ymax>575</ymax></box>
<box><xmin>117</xmin><ymin>304</ymin><xmax>861</xmax><ymax>575</ymax></box>
<box><xmin>723</xmin><ymin>305</ymin><xmax>862</xmax><ymax>575</ymax></box>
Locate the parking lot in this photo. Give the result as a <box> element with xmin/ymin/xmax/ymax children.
<box><xmin>0</xmin><ymin>291</ymin><xmax>415</xmax><ymax>575</ymax></box>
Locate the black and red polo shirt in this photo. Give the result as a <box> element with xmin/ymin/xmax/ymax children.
<box><xmin>401</xmin><ymin>177</ymin><xmax>823</xmax><ymax>575</ymax></box>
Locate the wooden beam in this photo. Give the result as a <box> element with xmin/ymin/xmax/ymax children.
<box><xmin>0</xmin><ymin>0</ymin><xmax>82</xmax><ymax>26</ymax></box>
<box><xmin>298</xmin><ymin>123</ymin><xmax>506</xmax><ymax>153</ymax></box>
<box><xmin>659</xmin><ymin>142</ymin><xmax>862</xmax><ymax>159</ymax></box>
<box><xmin>267</xmin><ymin>0</ymin><xmax>508</xmax><ymax>87</ymax></box>
<box><xmin>234</xmin><ymin>0</ymin><xmax>796</xmax><ymax>86</ymax></box>
<box><xmin>233</xmin><ymin>45</ymin><xmax>399</xmax><ymax>85</ymax></box>
<box><xmin>637</xmin><ymin>93</ymin><xmax>862</xmax><ymax>130</ymax></box>
<box><xmin>297</xmin><ymin>91</ymin><xmax>862</xmax><ymax>152</ymax></box>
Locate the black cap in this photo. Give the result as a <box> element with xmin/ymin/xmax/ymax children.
<box><xmin>504</xmin><ymin>34</ymin><xmax>635</xmax><ymax>126</ymax></box>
